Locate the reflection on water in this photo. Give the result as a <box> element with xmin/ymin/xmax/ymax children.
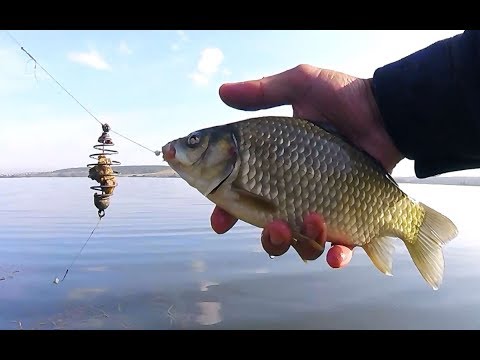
<box><xmin>199</xmin><ymin>281</ymin><xmax>219</xmax><ymax>292</ymax></box>
<box><xmin>1</xmin><ymin>178</ymin><xmax>480</xmax><ymax>329</ymax></box>
<box><xmin>255</xmin><ymin>268</ymin><xmax>269</xmax><ymax>274</ymax></box>
<box><xmin>191</xmin><ymin>260</ymin><xmax>206</xmax><ymax>273</ymax></box>
<box><xmin>68</xmin><ymin>288</ymin><xmax>108</xmax><ymax>301</ymax></box>
<box><xmin>83</xmin><ymin>266</ymin><xmax>108</xmax><ymax>272</ymax></box>
<box><xmin>196</xmin><ymin>302</ymin><xmax>222</xmax><ymax>326</ymax></box>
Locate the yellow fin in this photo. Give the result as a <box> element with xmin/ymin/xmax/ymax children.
<box><xmin>363</xmin><ymin>236</ymin><xmax>395</xmax><ymax>276</ymax></box>
<box><xmin>231</xmin><ymin>185</ymin><xmax>277</xmax><ymax>213</ymax></box>
<box><xmin>404</xmin><ymin>202</ymin><xmax>458</xmax><ymax>290</ymax></box>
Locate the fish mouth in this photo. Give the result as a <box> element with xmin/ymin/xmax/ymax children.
<box><xmin>162</xmin><ymin>142</ymin><xmax>176</xmax><ymax>163</ymax></box>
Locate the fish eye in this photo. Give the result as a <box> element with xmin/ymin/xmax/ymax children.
<box><xmin>186</xmin><ymin>132</ymin><xmax>201</xmax><ymax>147</ymax></box>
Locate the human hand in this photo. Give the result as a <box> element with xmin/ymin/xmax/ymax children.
<box><xmin>210</xmin><ymin>64</ymin><xmax>403</xmax><ymax>268</ymax></box>
<box><xmin>211</xmin><ymin>207</ymin><xmax>354</xmax><ymax>267</ymax></box>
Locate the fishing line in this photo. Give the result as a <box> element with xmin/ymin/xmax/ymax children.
<box><xmin>53</xmin><ymin>217</ymin><xmax>102</xmax><ymax>284</ymax></box>
<box><xmin>3</xmin><ymin>30</ymin><xmax>162</xmax><ymax>157</ymax></box>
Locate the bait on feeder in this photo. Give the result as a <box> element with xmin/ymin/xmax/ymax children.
<box><xmin>2</xmin><ymin>31</ymin><xmax>162</xmax><ymax>285</ymax></box>
<box><xmin>87</xmin><ymin>123</ymin><xmax>121</xmax><ymax>219</ymax></box>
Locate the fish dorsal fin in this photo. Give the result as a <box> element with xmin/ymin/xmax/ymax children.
<box><xmin>231</xmin><ymin>183</ymin><xmax>277</xmax><ymax>213</ymax></box>
<box><xmin>363</xmin><ymin>236</ymin><xmax>396</xmax><ymax>276</ymax></box>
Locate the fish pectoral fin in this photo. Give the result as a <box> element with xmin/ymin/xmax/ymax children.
<box><xmin>363</xmin><ymin>236</ymin><xmax>395</xmax><ymax>276</ymax></box>
<box><xmin>231</xmin><ymin>185</ymin><xmax>277</xmax><ymax>213</ymax></box>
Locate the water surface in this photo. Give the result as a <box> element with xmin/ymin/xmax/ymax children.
<box><xmin>1</xmin><ymin>178</ymin><xmax>479</xmax><ymax>330</ymax></box>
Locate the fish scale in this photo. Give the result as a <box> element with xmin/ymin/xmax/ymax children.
<box><xmin>232</xmin><ymin>117</ymin><xmax>404</xmax><ymax>244</ymax></box>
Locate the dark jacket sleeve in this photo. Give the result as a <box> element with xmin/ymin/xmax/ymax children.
<box><xmin>371</xmin><ymin>30</ymin><xmax>480</xmax><ymax>178</ymax></box>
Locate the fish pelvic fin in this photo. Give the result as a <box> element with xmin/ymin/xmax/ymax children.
<box><xmin>291</xmin><ymin>232</ymin><xmax>326</xmax><ymax>264</ymax></box>
<box><xmin>405</xmin><ymin>202</ymin><xmax>458</xmax><ymax>291</ymax></box>
<box><xmin>363</xmin><ymin>236</ymin><xmax>395</xmax><ymax>276</ymax></box>
<box><xmin>293</xmin><ymin>232</ymin><xmax>326</xmax><ymax>254</ymax></box>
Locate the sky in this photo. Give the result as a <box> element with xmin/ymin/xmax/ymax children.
<box><xmin>0</xmin><ymin>30</ymin><xmax>468</xmax><ymax>177</ymax></box>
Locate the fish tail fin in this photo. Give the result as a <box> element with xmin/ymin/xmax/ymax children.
<box><xmin>404</xmin><ymin>202</ymin><xmax>458</xmax><ymax>290</ymax></box>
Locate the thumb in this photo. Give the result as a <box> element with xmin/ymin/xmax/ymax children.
<box><xmin>219</xmin><ymin>65</ymin><xmax>314</xmax><ymax>111</ymax></box>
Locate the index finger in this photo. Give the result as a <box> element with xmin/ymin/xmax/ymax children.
<box><xmin>219</xmin><ymin>64</ymin><xmax>317</xmax><ymax>111</ymax></box>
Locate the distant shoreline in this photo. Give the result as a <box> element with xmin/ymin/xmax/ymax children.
<box><xmin>0</xmin><ymin>165</ymin><xmax>180</xmax><ymax>179</ymax></box>
<box><xmin>1</xmin><ymin>166</ymin><xmax>480</xmax><ymax>186</ymax></box>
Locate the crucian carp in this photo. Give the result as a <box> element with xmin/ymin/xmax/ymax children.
<box><xmin>162</xmin><ymin>116</ymin><xmax>458</xmax><ymax>290</ymax></box>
